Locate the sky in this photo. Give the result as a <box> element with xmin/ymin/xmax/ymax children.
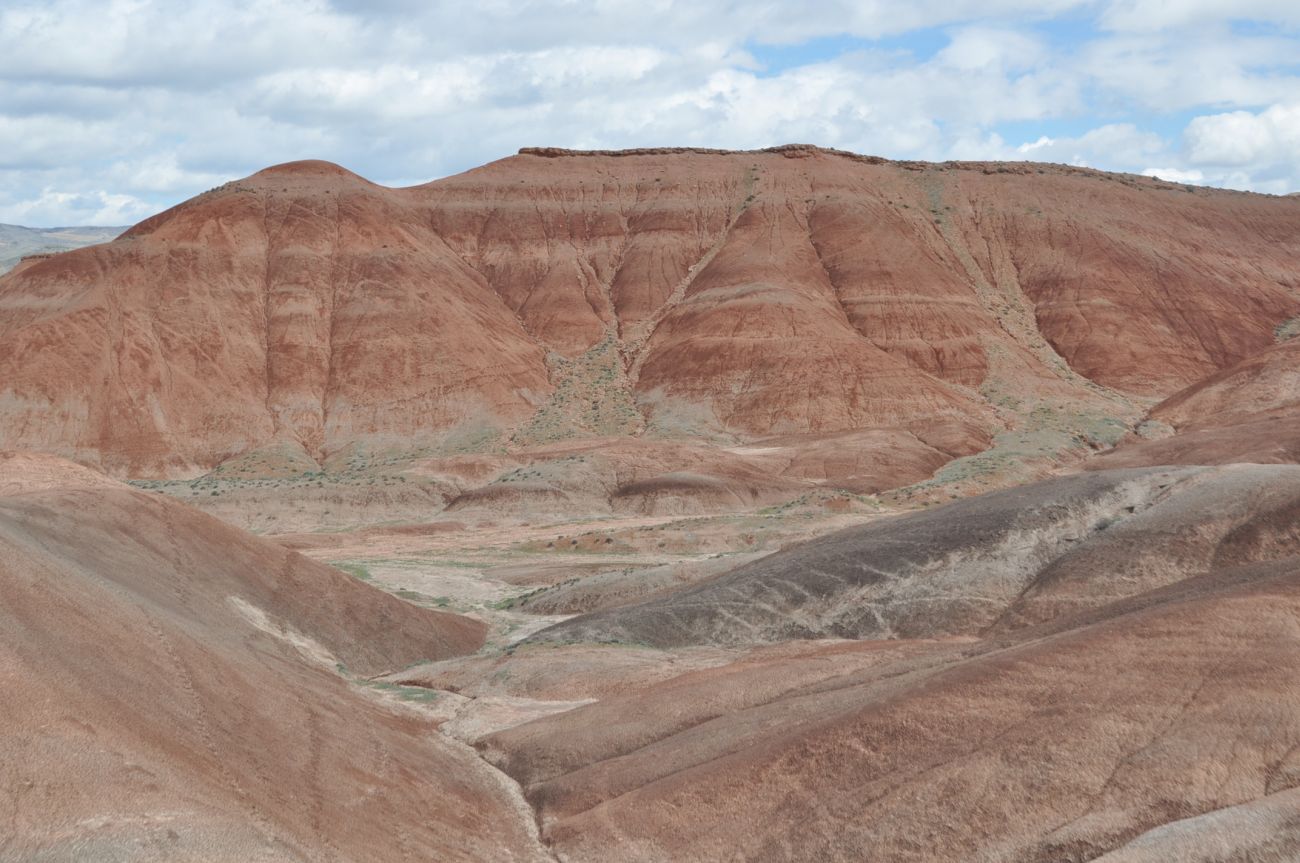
<box><xmin>1</xmin><ymin>0</ymin><xmax>1299</xmax><ymax>226</ymax></box>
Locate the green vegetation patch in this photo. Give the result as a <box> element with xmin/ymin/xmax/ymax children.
<box><xmin>330</xmin><ymin>561</ymin><xmax>373</xmax><ymax>581</ymax></box>
<box><xmin>511</xmin><ymin>330</ymin><xmax>644</xmax><ymax>445</ymax></box>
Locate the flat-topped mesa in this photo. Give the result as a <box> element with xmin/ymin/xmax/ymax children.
<box><xmin>518</xmin><ymin>143</ymin><xmax>887</xmax><ymax>163</ymax></box>
<box><xmin>3</xmin><ymin>145</ymin><xmax>1300</xmax><ymax>477</ymax></box>
<box><xmin>514</xmin><ymin>143</ymin><xmax>1242</xmax><ymax>191</ymax></box>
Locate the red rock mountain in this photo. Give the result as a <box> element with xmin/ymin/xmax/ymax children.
<box><xmin>3</xmin><ymin>146</ymin><xmax>1300</xmax><ymax>477</ymax></box>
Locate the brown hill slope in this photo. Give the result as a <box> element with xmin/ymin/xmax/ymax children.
<box><xmin>486</xmin><ymin>556</ymin><xmax>1300</xmax><ymax>862</ymax></box>
<box><xmin>476</xmin><ymin>464</ymin><xmax>1300</xmax><ymax>861</ymax></box>
<box><xmin>1093</xmin><ymin>335</ymin><xmax>1300</xmax><ymax>468</ymax></box>
<box><xmin>0</xmin><ymin>451</ymin><xmax>548</xmax><ymax>862</ymax></box>
<box><xmin>3</xmin><ymin>147</ymin><xmax>1299</xmax><ymax>478</ymax></box>
<box><xmin>0</xmin><ymin>161</ymin><xmax>550</xmax><ymax>477</ymax></box>
<box><xmin>531</xmin><ymin>464</ymin><xmax>1300</xmax><ymax>647</ymax></box>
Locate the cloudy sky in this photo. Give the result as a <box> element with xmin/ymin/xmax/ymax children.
<box><xmin>1</xmin><ymin>0</ymin><xmax>1298</xmax><ymax>226</ymax></box>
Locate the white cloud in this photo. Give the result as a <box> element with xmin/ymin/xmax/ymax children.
<box><xmin>1099</xmin><ymin>0</ymin><xmax>1300</xmax><ymax>31</ymax></box>
<box><xmin>1078</xmin><ymin>27</ymin><xmax>1300</xmax><ymax>113</ymax></box>
<box><xmin>951</xmin><ymin>124</ymin><xmax>1168</xmax><ymax>171</ymax></box>
<box><xmin>105</xmin><ymin>153</ymin><xmax>228</xmax><ymax>194</ymax></box>
<box><xmin>936</xmin><ymin>27</ymin><xmax>1047</xmax><ymax>71</ymax></box>
<box><xmin>1185</xmin><ymin>103</ymin><xmax>1300</xmax><ymax>167</ymax></box>
<box><xmin>0</xmin><ymin>114</ymin><xmax>143</xmax><ymax>170</ymax></box>
<box><xmin>0</xmin><ymin>187</ymin><xmax>153</xmax><ymax>225</ymax></box>
<box><xmin>0</xmin><ymin>0</ymin><xmax>363</xmax><ymax>87</ymax></box>
<box><xmin>1</xmin><ymin>0</ymin><xmax>1299</xmax><ymax>224</ymax></box>
<box><xmin>1169</xmin><ymin>102</ymin><xmax>1300</xmax><ymax>193</ymax></box>
<box><xmin>1141</xmin><ymin>166</ymin><xmax>1204</xmax><ymax>184</ymax></box>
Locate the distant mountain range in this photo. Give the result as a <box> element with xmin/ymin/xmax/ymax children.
<box><xmin>0</xmin><ymin>223</ymin><xmax>126</xmax><ymax>272</ymax></box>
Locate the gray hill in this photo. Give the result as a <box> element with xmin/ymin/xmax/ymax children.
<box><xmin>0</xmin><ymin>223</ymin><xmax>125</xmax><ymax>273</ymax></box>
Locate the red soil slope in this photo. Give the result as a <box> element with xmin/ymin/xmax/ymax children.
<box><xmin>484</xmin><ymin>464</ymin><xmax>1300</xmax><ymax>861</ymax></box>
<box><xmin>3</xmin><ymin>146</ymin><xmax>1299</xmax><ymax>476</ymax></box>
<box><xmin>490</xmin><ymin>561</ymin><xmax>1300</xmax><ymax>862</ymax></box>
<box><xmin>0</xmin><ymin>451</ymin><xmax>549</xmax><ymax>862</ymax></box>
<box><xmin>1095</xmin><ymin>336</ymin><xmax>1300</xmax><ymax>467</ymax></box>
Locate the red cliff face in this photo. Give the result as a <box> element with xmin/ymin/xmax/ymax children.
<box><xmin>3</xmin><ymin>146</ymin><xmax>1299</xmax><ymax>476</ymax></box>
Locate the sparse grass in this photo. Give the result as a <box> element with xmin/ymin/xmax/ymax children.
<box><xmin>329</xmin><ymin>661</ymin><xmax>442</xmax><ymax>704</ymax></box>
<box><xmin>492</xmin><ymin>586</ymin><xmax>550</xmax><ymax>610</ymax></box>
<box><xmin>891</xmin><ymin>394</ymin><xmax>1140</xmax><ymax>506</ymax></box>
<box><xmin>511</xmin><ymin>331</ymin><xmax>644</xmax><ymax>445</ymax></box>
<box><xmin>331</xmin><ymin>562</ymin><xmax>373</xmax><ymax>582</ymax></box>
<box><xmin>532</xmin><ymin>636</ymin><xmax>660</xmax><ymax>651</ymax></box>
<box><xmin>354</xmin><ymin>557</ymin><xmax>481</xmax><ymax>570</ymax></box>
<box><xmin>362</xmin><ymin>680</ymin><xmax>441</xmax><ymax>703</ymax></box>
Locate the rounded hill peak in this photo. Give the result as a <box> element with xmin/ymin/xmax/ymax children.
<box><xmin>250</xmin><ymin>159</ymin><xmax>370</xmax><ymax>182</ymax></box>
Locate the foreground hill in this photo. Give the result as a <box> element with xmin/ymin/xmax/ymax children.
<box><xmin>464</xmin><ymin>464</ymin><xmax>1300</xmax><ymax>861</ymax></box>
<box><xmin>487</xmin><ymin>554</ymin><xmax>1300</xmax><ymax>862</ymax></box>
<box><xmin>9</xmin><ymin>448</ymin><xmax>1300</xmax><ymax>860</ymax></box>
<box><xmin>0</xmin><ymin>451</ymin><xmax>547</xmax><ymax>862</ymax></box>
<box><xmin>2</xmin><ymin>146</ymin><xmax>1298</xmax><ymax>483</ymax></box>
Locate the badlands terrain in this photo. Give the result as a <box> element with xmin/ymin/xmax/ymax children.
<box><xmin>3</xmin><ymin>145</ymin><xmax>1300</xmax><ymax>861</ymax></box>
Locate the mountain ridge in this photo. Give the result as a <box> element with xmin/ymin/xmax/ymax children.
<box><xmin>3</xmin><ymin>147</ymin><xmax>1299</xmax><ymax>489</ymax></box>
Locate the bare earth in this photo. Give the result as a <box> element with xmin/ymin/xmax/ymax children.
<box><xmin>4</xmin><ymin>146</ymin><xmax>1300</xmax><ymax>860</ymax></box>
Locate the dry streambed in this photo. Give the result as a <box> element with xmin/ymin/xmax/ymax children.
<box><xmin>296</xmin><ymin>508</ymin><xmax>881</xmax><ymax>753</ymax></box>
